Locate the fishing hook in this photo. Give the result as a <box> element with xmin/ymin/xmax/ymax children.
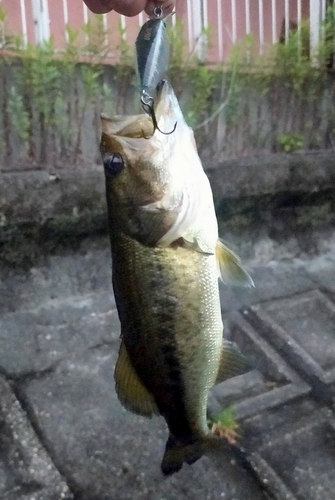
<box><xmin>141</xmin><ymin>92</ymin><xmax>177</xmax><ymax>137</ymax></box>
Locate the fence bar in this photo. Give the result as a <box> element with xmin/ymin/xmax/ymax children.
<box><xmin>309</xmin><ymin>0</ymin><xmax>320</xmax><ymax>60</ymax></box>
<box><xmin>245</xmin><ymin>0</ymin><xmax>250</xmax><ymax>35</ymax></box>
<box><xmin>231</xmin><ymin>0</ymin><xmax>237</xmax><ymax>43</ymax></box>
<box><xmin>120</xmin><ymin>14</ymin><xmax>126</xmax><ymax>39</ymax></box>
<box><xmin>32</xmin><ymin>0</ymin><xmax>50</xmax><ymax>44</ymax></box>
<box><xmin>20</xmin><ymin>0</ymin><xmax>28</xmax><ymax>45</ymax></box>
<box><xmin>62</xmin><ymin>0</ymin><xmax>68</xmax><ymax>25</ymax></box>
<box><xmin>203</xmin><ymin>0</ymin><xmax>208</xmax><ymax>29</ymax></box>
<box><xmin>82</xmin><ymin>2</ymin><xmax>88</xmax><ymax>44</ymax></box>
<box><xmin>103</xmin><ymin>13</ymin><xmax>108</xmax><ymax>45</ymax></box>
<box><xmin>83</xmin><ymin>3</ymin><xmax>88</xmax><ymax>24</ymax></box>
<box><xmin>62</xmin><ymin>0</ymin><xmax>68</xmax><ymax>42</ymax></box>
<box><xmin>217</xmin><ymin>0</ymin><xmax>223</xmax><ymax>60</ymax></box>
<box><xmin>138</xmin><ymin>11</ymin><xmax>143</xmax><ymax>26</ymax></box>
<box><xmin>258</xmin><ymin>0</ymin><xmax>264</xmax><ymax>53</ymax></box>
<box><xmin>187</xmin><ymin>0</ymin><xmax>193</xmax><ymax>51</ymax></box>
<box><xmin>284</xmin><ymin>0</ymin><xmax>289</xmax><ymax>43</ymax></box>
<box><xmin>189</xmin><ymin>0</ymin><xmax>203</xmax><ymax>57</ymax></box>
<box><xmin>271</xmin><ymin>0</ymin><xmax>276</xmax><ymax>43</ymax></box>
<box><xmin>321</xmin><ymin>0</ymin><xmax>326</xmax><ymax>21</ymax></box>
<box><xmin>297</xmin><ymin>0</ymin><xmax>301</xmax><ymax>33</ymax></box>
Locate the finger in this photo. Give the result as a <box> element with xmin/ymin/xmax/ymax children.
<box><xmin>109</xmin><ymin>0</ymin><xmax>147</xmax><ymax>16</ymax></box>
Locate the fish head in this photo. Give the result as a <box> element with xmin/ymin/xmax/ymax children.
<box><xmin>101</xmin><ymin>80</ymin><xmax>211</xmax><ymax>247</ymax></box>
<box><xmin>101</xmin><ymin>113</ymin><xmax>161</xmax><ymax>207</ymax></box>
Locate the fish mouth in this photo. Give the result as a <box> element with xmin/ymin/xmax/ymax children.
<box><xmin>100</xmin><ymin>113</ymin><xmax>153</xmax><ymax>139</ymax></box>
<box><xmin>101</xmin><ymin>80</ymin><xmax>181</xmax><ymax>141</ymax></box>
<box><xmin>154</xmin><ymin>80</ymin><xmax>181</xmax><ymax>134</ymax></box>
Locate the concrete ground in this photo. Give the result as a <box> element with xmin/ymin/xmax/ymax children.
<box><xmin>1</xmin><ymin>235</ymin><xmax>335</xmax><ymax>500</ymax></box>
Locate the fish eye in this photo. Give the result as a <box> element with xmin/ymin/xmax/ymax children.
<box><xmin>104</xmin><ymin>154</ymin><xmax>124</xmax><ymax>176</ymax></box>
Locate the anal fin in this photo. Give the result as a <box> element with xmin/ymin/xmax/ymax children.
<box><xmin>214</xmin><ymin>340</ymin><xmax>253</xmax><ymax>385</ymax></box>
<box><xmin>114</xmin><ymin>341</ymin><xmax>159</xmax><ymax>417</ymax></box>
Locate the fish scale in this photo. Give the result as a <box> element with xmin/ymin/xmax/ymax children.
<box><xmin>112</xmin><ymin>231</ymin><xmax>222</xmax><ymax>439</ymax></box>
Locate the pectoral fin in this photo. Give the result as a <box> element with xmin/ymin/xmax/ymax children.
<box><xmin>181</xmin><ymin>236</ymin><xmax>214</xmax><ymax>255</ymax></box>
<box><xmin>216</xmin><ymin>240</ymin><xmax>254</xmax><ymax>288</ymax></box>
<box><xmin>114</xmin><ymin>341</ymin><xmax>159</xmax><ymax>417</ymax></box>
<box><xmin>214</xmin><ymin>340</ymin><xmax>253</xmax><ymax>385</ymax></box>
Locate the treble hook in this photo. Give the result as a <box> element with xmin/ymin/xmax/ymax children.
<box><xmin>141</xmin><ymin>92</ymin><xmax>177</xmax><ymax>137</ymax></box>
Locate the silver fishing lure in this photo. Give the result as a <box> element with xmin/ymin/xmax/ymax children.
<box><xmin>135</xmin><ymin>16</ymin><xmax>176</xmax><ymax>135</ymax></box>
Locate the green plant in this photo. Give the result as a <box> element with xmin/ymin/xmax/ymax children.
<box><xmin>167</xmin><ymin>20</ymin><xmax>219</xmax><ymax>127</ymax></box>
<box><xmin>186</xmin><ymin>64</ymin><xmax>216</xmax><ymax>126</ymax></box>
<box><xmin>7</xmin><ymin>86</ymin><xmax>30</xmax><ymax>141</ymax></box>
<box><xmin>0</xmin><ymin>4</ymin><xmax>6</xmax><ymax>48</ymax></box>
<box><xmin>1</xmin><ymin>5</ymin><xmax>335</xmax><ymax>165</ymax></box>
<box><xmin>0</xmin><ymin>213</ymin><xmax>7</xmax><ymax>228</ymax></box>
<box><xmin>278</xmin><ymin>133</ymin><xmax>304</xmax><ymax>152</ymax></box>
<box><xmin>83</xmin><ymin>14</ymin><xmax>109</xmax><ymax>60</ymax></box>
<box><xmin>209</xmin><ymin>406</ymin><xmax>239</xmax><ymax>444</ymax></box>
<box><xmin>63</xmin><ymin>25</ymin><xmax>81</xmax><ymax>67</ymax></box>
<box><xmin>18</xmin><ymin>40</ymin><xmax>60</xmax><ymax>120</ymax></box>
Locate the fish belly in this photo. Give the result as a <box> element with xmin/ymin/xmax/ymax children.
<box><xmin>111</xmin><ymin>231</ymin><xmax>223</xmax><ymax>439</ymax></box>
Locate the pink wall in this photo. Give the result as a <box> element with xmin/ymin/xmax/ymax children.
<box><xmin>1</xmin><ymin>0</ymin><xmax>312</xmax><ymax>62</ymax></box>
<box><xmin>48</xmin><ymin>0</ymin><xmax>67</xmax><ymax>49</ymax></box>
<box><xmin>2</xmin><ymin>0</ymin><xmax>35</xmax><ymax>45</ymax></box>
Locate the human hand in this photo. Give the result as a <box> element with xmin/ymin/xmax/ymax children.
<box><xmin>83</xmin><ymin>0</ymin><xmax>175</xmax><ymax>17</ymax></box>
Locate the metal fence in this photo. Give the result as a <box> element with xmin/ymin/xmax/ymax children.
<box><xmin>0</xmin><ymin>0</ymin><xmax>332</xmax><ymax>62</ymax></box>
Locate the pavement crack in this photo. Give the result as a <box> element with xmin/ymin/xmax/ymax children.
<box><xmin>88</xmin><ymin>339</ymin><xmax>115</xmax><ymax>351</ymax></box>
<box><xmin>9</xmin><ymin>382</ymin><xmax>77</xmax><ymax>499</ymax></box>
<box><xmin>6</xmin><ymin>362</ymin><xmax>60</xmax><ymax>386</ymax></box>
<box><xmin>0</xmin><ymin>366</ymin><xmax>10</xmax><ymax>379</ymax></box>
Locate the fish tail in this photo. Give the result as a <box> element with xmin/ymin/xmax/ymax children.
<box><xmin>161</xmin><ymin>435</ymin><xmax>204</xmax><ymax>475</ymax></box>
<box><xmin>202</xmin><ymin>432</ymin><xmax>232</xmax><ymax>458</ymax></box>
<box><xmin>161</xmin><ymin>433</ymin><xmax>231</xmax><ymax>475</ymax></box>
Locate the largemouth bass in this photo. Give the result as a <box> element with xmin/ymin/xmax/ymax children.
<box><xmin>101</xmin><ymin>80</ymin><xmax>253</xmax><ymax>475</ymax></box>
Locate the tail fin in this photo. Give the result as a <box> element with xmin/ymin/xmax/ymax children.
<box><xmin>161</xmin><ymin>433</ymin><xmax>231</xmax><ymax>475</ymax></box>
<box><xmin>161</xmin><ymin>435</ymin><xmax>204</xmax><ymax>475</ymax></box>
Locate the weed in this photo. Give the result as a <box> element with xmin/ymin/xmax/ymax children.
<box><xmin>1</xmin><ymin>7</ymin><xmax>335</xmax><ymax>165</ymax></box>
<box><xmin>209</xmin><ymin>406</ymin><xmax>240</xmax><ymax>444</ymax></box>
<box><xmin>278</xmin><ymin>133</ymin><xmax>304</xmax><ymax>152</ymax></box>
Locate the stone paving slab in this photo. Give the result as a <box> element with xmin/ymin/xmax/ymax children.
<box><xmin>0</xmin><ymin>240</ymin><xmax>112</xmax><ymax>315</ymax></box>
<box><xmin>0</xmin><ymin>238</ymin><xmax>321</xmax><ymax>315</ymax></box>
<box><xmin>0</xmin><ymin>377</ymin><xmax>72</xmax><ymax>500</ymax></box>
<box><xmin>244</xmin><ymin>289</ymin><xmax>335</xmax><ymax>401</ymax></box>
<box><xmin>219</xmin><ymin>261</ymin><xmax>316</xmax><ymax>313</ymax></box>
<box><xmin>299</xmin><ymin>249</ymin><xmax>335</xmax><ymax>295</ymax></box>
<box><xmin>209</xmin><ymin>312</ymin><xmax>310</xmax><ymax>421</ymax></box>
<box><xmin>1</xmin><ymin>247</ymin><xmax>335</xmax><ymax>499</ymax></box>
<box><xmin>0</xmin><ymin>291</ymin><xmax>118</xmax><ymax>376</ymax></box>
<box><xmin>243</xmin><ymin>406</ymin><xmax>335</xmax><ymax>500</ymax></box>
<box><xmin>21</xmin><ymin>347</ymin><xmax>267</xmax><ymax>500</ymax></box>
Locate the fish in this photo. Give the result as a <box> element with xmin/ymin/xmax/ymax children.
<box><xmin>100</xmin><ymin>79</ymin><xmax>253</xmax><ymax>475</ymax></box>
